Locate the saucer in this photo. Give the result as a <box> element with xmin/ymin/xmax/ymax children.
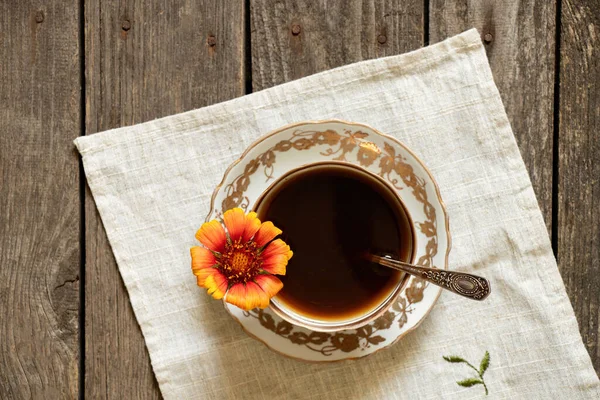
<box><xmin>207</xmin><ymin>120</ymin><xmax>450</xmax><ymax>362</ymax></box>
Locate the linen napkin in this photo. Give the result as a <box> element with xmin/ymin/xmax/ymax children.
<box><xmin>75</xmin><ymin>29</ymin><xmax>600</xmax><ymax>399</ymax></box>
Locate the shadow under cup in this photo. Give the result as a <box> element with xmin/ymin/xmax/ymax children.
<box><xmin>254</xmin><ymin>161</ymin><xmax>416</xmax><ymax>332</ymax></box>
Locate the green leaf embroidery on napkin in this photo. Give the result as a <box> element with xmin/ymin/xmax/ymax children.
<box><xmin>479</xmin><ymin>351</ymin><xmax>490</xmax><ymax>375</ymax></box>
<box><xmin>456</xmin><ymin>378</ymin><xmax>484</xmax><ymax>387</ymax></box>
<box><xmin>443</xmin><ymin>351</ymin><xmax>490</xmax><ymax>395</ymax></box>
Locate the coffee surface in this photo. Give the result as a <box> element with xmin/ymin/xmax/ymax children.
<box><xmin>256</xmin><ymin>164</ymin><xmax>412</xmax><ymax>321</ymax></box>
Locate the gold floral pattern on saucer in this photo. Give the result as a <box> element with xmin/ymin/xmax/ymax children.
<box><xmin>208</xmin><ymin>120</ymin><xmax>450</xmax><ymax>362</ymax></box>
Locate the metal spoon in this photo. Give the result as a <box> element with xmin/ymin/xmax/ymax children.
<box><xmin>366</xmin><ymin>253</ymin><xmax>491</xmax><ymax>301</ymax></box>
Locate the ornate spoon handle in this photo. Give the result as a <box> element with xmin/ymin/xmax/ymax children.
<box><xmin>367</xmin><ymin>254</ymin><xmax>491</xmax><ymax>301</ymax></box>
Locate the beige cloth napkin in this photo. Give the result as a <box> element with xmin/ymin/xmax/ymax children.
<box><xmin>75</xmin><ymin>29</ymin><xmax>599</xmax><ymax>399</ymax></box>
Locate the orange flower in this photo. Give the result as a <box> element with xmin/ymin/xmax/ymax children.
<box><xmin>190</xmin><ymin>208</ymin><xmax>293</xmax><ymax>310</ymax></box>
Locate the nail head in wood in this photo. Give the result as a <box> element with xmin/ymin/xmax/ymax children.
<box><xmin>207</xmin><ymin>35</ymin><xmax>217</xmax><ymax>47</ymax></box>
<box><xmin>35</xmin><ymin>11</ymin><xmax>44</xmax><ymax>23</ymax></box>
<box><xmin>122</xmin><ymin>20</ymin><xmax>131</xmax><ymax>31</ymax></box>
<box><xmin>484</xmin><ymin>33</ymin><xmax>493</xmax><ymax>44</ymax></box>
<box><xmin>377</xmin><ymin>34</ymin><xmax>387</xmax><ymax>44</ymax></box>
<box><xmin>291</xmin><ymin>24</ymin><xmax>301</xmax><ymax>36</ymax></box>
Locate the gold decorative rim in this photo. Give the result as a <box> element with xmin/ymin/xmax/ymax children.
<box><xmin>210</xmin><ymin>119</ymin><xmax>452</xmax><ymax>362</ymax></box>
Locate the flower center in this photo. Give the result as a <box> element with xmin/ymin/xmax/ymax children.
<box><xmin>231</xmin><ymin>252</ymin><xmax>251</xmax><ymax>272</ymax></box>
<box><xmin>219</xmin><ymin>241</ymin><xmax>261</xmax><ymax>283</ymax></box>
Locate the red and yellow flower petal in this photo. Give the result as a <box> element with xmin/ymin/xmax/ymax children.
<box><xmin>225</xmin><ymin>282</ymin><xmax>270</xmax><ymax>310</ymax></box>
<box><xmin>245</xmin><ymin>281</ymin><xmax>270</xmax><ymax>309</ymax></box>
<box><xmin>195</xmin><ymin>220</ymin><xmax>227</xmax><ymax>253</ymax></box>
<box><xmin>254</xmin><ymin>274</ymin><xmax>284</xmax><ymax>297</ymax></box>
<box><xmin>190</xmin><ymin>246</ymin><xmax>217</xmax><ymax>275</ymax></box>
<box><xmin>253</xmin><ymin>221</ymin><xmax>282</xmax><ymax>248</ymax></box>
<box><xmin>262</xmin><ymin>239</ymin><xmax>293</xmax><ymax>260</ymax></box>
<box><xmin>224</xmin><ymin>283</ymin><xmax>248</xmax><ymax>310</ymax></box>
<box><xmin>261</xmin><ymin>254</ymin><xmax>288</xmax><ymax>275</ymax></box>
<box><xmin>242</xmin><ymin>211</ymin><xmax>262</xmax><ymax>242</ymax></box>
<box><xmin>205</xmin><ymin>270</ymin><xmax>228</xmax><ymax>300</ymax></box>
<box><xmin>223</xmin><ymin>208</ymin><xmax>246</xmax><ymax>242</ymax></box>
<box><xmin>196</xmin><ymin>267</ymin><xmax>218</xmax><ymax>287</ymax></box>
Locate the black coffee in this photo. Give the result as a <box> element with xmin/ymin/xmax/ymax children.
<box><xmin>255</xmin><ymin>163</ymin><xmax>413</xmax><ymax>321</ymax></box>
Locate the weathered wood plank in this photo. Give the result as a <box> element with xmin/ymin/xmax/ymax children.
<box><xmin>558</xmin><ymin>0</ymin><xmax>600</xmax><ymax>374</ymax></box>
<box><xmin>430</xmin><ymin>0</ymin><xmax>556</xmax><ymax>237</ymax></box>
<box><xmin>84</xmin><ymin>0</ymin><xmax>246</xmax><ymax>397</ymax></box>
<box><xmin>250</xmin><ymin>0</ymin><xmax>424</xmax><ymax>91</ymax></box>
<box><xmin>0</xmin><ymin>0</ymin><xmax>81</xmax><ymax>398</ymax></box>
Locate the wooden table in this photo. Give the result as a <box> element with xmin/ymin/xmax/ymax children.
<box><xmin>1</xmin><ymin>0</ymin><xmax>598</xmax><ymax>397</ymax></box>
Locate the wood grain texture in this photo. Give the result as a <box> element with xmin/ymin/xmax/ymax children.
<box><xmin>84</xmin><ymin>0</ymin><xmax>245</xmax><ymax>397</ymax></box>
<box><xmin>249</xmin><ymin>0</ymin><xmax>424</xmax><ymax>91</ymax></box>
<box><xmin>430</xmin><ymin>0</ymin><xmax>556</xmax><ymax>236</ymax></box>
<box><xmin>0</xmin><ymin>0</ymin><xmax>81</xmax><ymax>398</ymax></box>
<box><xmin>558</xmin><ymin>0</ymin><xmax>600</xmax><ymax>374</ymax></box>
